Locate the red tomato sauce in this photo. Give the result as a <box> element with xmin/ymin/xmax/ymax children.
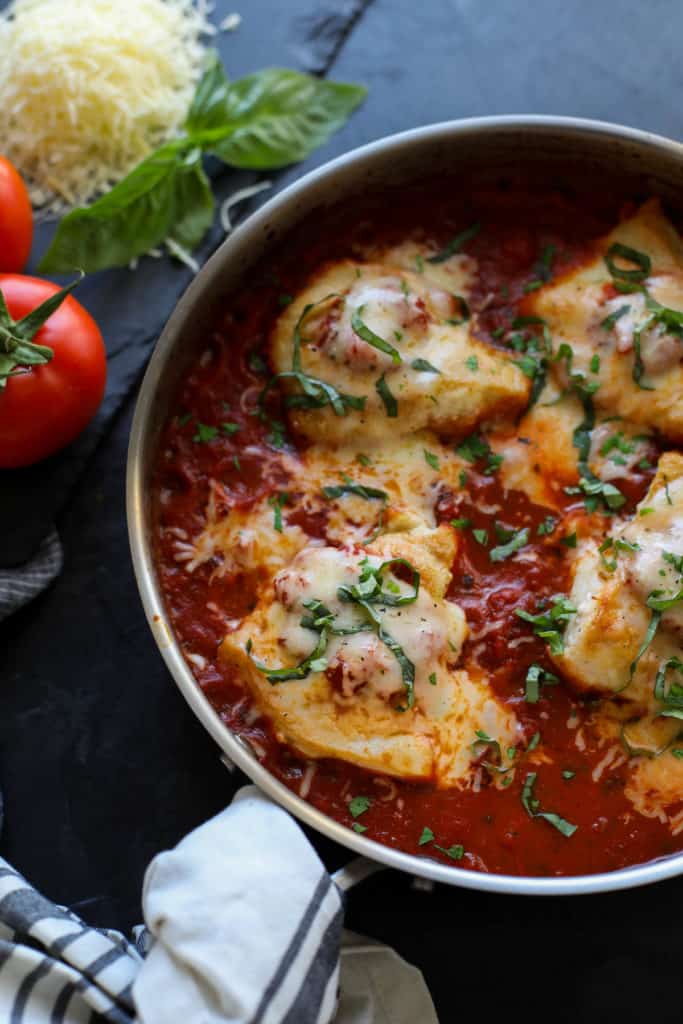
<box><xmin>152</xmin><ymin>179</ymin><xmax>683</xmax><ymax>877</ymax></box>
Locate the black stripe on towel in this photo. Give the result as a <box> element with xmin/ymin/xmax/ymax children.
<box><xmin>281</xmin><ymin>902</ymin><xmax>343</xmax><ymax>1024</ymax></box>
<box><xmin>249</xmin><ymin>872</ymin><xmax>332</xmax><ymax>1024</ymax></box>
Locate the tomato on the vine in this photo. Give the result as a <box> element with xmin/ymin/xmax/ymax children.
<box><xmin>0</xmin><ymin>157</ymin><xmax>33</xmax><ymax>272</ymax></box>
<box><xmin>0</xmin><ymin>274</ymin><xmax>106</xmax><ymax>468</ymax></box>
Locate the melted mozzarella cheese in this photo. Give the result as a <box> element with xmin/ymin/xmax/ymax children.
<box><xmin>270</xmin><ymin>259</ymin><xmax>529</xmax><ymax>445</ymax></box>
<box><xmin>220</xmin><ymin>526</ymin><xmax>517</xmax><ymax>784</ymax></box>
<box><xmin>528</xmin><ymin>199</ymin><xmax>683</xmax><ymax>440</ymax></box>
<box><xmin>555</xmin><ymin>452</ymin><xmax>683</xmax><ymax>706</ymax></box>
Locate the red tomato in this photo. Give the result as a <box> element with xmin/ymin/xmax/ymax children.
<box><xmin>0</xmin><ymin>157</ymin><xmax>33</xmax><ymax>272</ymax></box>
<box><xmin>0</xmin><ymin>275</ymin><xmax>106</xmax><ymax>468</ymax></box>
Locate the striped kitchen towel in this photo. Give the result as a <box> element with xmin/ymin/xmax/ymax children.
<box><xmin>0</xmin><ymin>787</ymin><xmax>343</xmax><ymax>1024</ymax></box>
<box><xmin>0</xmin><ymin>787</ymin><xmax>438</xmax><ymax>1023</ymax></box>
<box><xmin>0</xmin><ymin>528</ymin><xmax>62</xmax><ymax>623</ymax></box>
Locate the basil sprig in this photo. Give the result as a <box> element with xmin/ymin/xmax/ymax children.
<box><xmin>351</xmin><ymin>306</ymin><xmax>401</xmax><ymax>364</ymax></box>
<box><xmin>40</xmin><ymin>53</ymin><xmax>367</xmax><ymax>273</ymax></box>
<box><xmin>260</xmin><ymin>298</ymin><xmax>366</xmax><ymax>417</ymax></box>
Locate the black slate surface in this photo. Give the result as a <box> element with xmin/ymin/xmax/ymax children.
<box><xmin>2</xmin><ymin>2</ymin><xmax>683</xmax><ymax>1021</ymax></box>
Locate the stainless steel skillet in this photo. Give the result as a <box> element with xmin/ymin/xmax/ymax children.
<box><xmin>127</xmin><ymin>115</ymin><xmax>683</xmax><ymax>895</ymax></box>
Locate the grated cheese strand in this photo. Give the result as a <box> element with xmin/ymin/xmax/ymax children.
<box><xmin>0</xmin><ymin>0</ymin><xmax>212</xmax><ymax>213</ymax></box>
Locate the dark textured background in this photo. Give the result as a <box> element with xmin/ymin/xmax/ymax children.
<box><xmin>2</xmin><ymin>2</ymin><xmax>683</xmax><ymax>1020</ymax></box>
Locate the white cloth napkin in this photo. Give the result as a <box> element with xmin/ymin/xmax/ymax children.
<box><xmin>133</xmin><ymin>786</ymin><xmax>343</xmax><ymax>1024</ymax></box>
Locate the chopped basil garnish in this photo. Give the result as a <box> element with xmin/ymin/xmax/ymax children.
<box><xmin>336</xmin><ymin>557</ymin><xmax>421</xmax><ymax>709</ymax></box>
<box><xmin>428</xmin><ymin>672</ymin><xmax>437</xmax><ymax>686</ymax></box>
<box><xmin>427</xmin><ymin>222</ymin><xmax>480</xmax><ymax>264</ymax></box>
<box><xmin>527</xmin><ymin>731</ymin><xmax>541</xmax><ymax>752</ymax></box>
<box><xmin>423</xmin><ymin>449</ymin><xmax>440</xmax><ymax>470</ymax></box>
<box><xmin>537</xmin><ymin>516</ymin><xmax>558</xmax><ymax>537</ymax></box>
<box><xmin>418</xmin><ymin>825</ymin><xmax>464</xmax><ymax>859</ymax></box>
<box><xmin>600</xmin><ymin>304</ymin><xmax>631</xmax><ymax>331</ymax></box>
<box><xmin>260</xmin><ymin>297</ymin><xmax>366</xmax><ymax>417</ymax></box>
<box><xmin>375</xmin><ymin>373</ymin><xmax>397</xmax><ymax>417</ymax></box>
<box><xmin>472</xmin><ymin>528</ymin><xmax>488</xmax><ymax>546</ymax></box>
<box><xmin>455</xmin><ymin>433</ymin><xmax>502</xmax><ymax>474</ymax></box>
<box><xmin>322</xmin><ymin>476</ymin><xmax>388</xmax><ymax>501</ymax></box>
<box><xmin>268</xmin><ymin>492</ymin><xmax>289</xmax><ymax>532</ymax></box>
<box><xmin>515</xmin><ymin>595</ymin><xmax>577</xmax><ymax>655</ymax></box>
<box><xmin>490</xmin><ymin>526</ymin><xmax>529</xmax><ymax>562</ymax></box>
<box><xmin>525</xmin><ymin>664</ymin><xmax>559</xmax><ymax>703</ymax></box>
<box><xmin>450</xmin><ymin>517</ymin><xmax>471</xmax><ymax>529</ymax></box>
<box><xmin>465</xmin><ymin>355</ymin><xmax>479</xmax><ymax>372</ymax></box>
<box><xmin>193</xmin><ymin>422</ymin><xmax>219</xmax><ymax>443</ymax></box>
<box><xmin>521</xmin><ymin>772</ymin><xmax>577</xmax><ymax>836</ymax></box>
<box><xmin>177</xmin><ymin>412</ymin><xmax>193</xmax><ymax>427</ymax></box>
<box><xmin>221</xmin><ymin>421</ymin><xmax>240</xmax><ymax>435</ymax></box>
<box><xmin>351</xmin><ymin>305</ymin><xmax>402</xmax><ymax>365</ymax></box>
<box><xmin>352</xmin><ymin>822</ymin><xmax>368</xmax><ymax>833</ymax></box>
<box><xmin>562</xmin><ymin>769</ymin><xmax>576</xmax><ymax>780</ymax></box>
<box><xmin>604</xmin><ymin>242</ymin><xmax>651</xmax><ymax>283</ymax></box>
<box><xmin>411</xmin><ymin>357</ymin><xmax>441</xmax><ymax>373</ymax></box>
<box><xmin>561</xmin><ymin>532</ymin><xmax>577</xmax><ymax>548</ymax></box>
<box><xmin>349</xmin><ymin>795</ymin><xmax>372</xmax><ymax>818</ymax></box>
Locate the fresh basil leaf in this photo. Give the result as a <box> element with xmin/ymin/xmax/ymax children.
<box><xmin>185</xmin><ymin>50</ymin><xmax>232</xmax><ymax>134</ymax></box>
<box><xmin>198</xmin><ymin>69</ymin><xmax>368</xmax><ymax>169</ymax></box>
<box><xmin>423</xmin><ymin>449</ymin><xmax>440</xmax><ymax>470</ymax></box>
<box><xmin>418</xmin><ymin>826</ymin><xmax>434</xmax><ymax>846</ymax></box>
<box><xmin>39</xmin><ymin>145</ymin><xmax>214</xmax><ymax>273</ymax></box>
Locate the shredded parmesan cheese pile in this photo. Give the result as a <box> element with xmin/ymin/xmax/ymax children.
<box><xmin>0</xmin><ymin>0</ymin><xmax>213</xmax><ymax>213</ymax></box>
